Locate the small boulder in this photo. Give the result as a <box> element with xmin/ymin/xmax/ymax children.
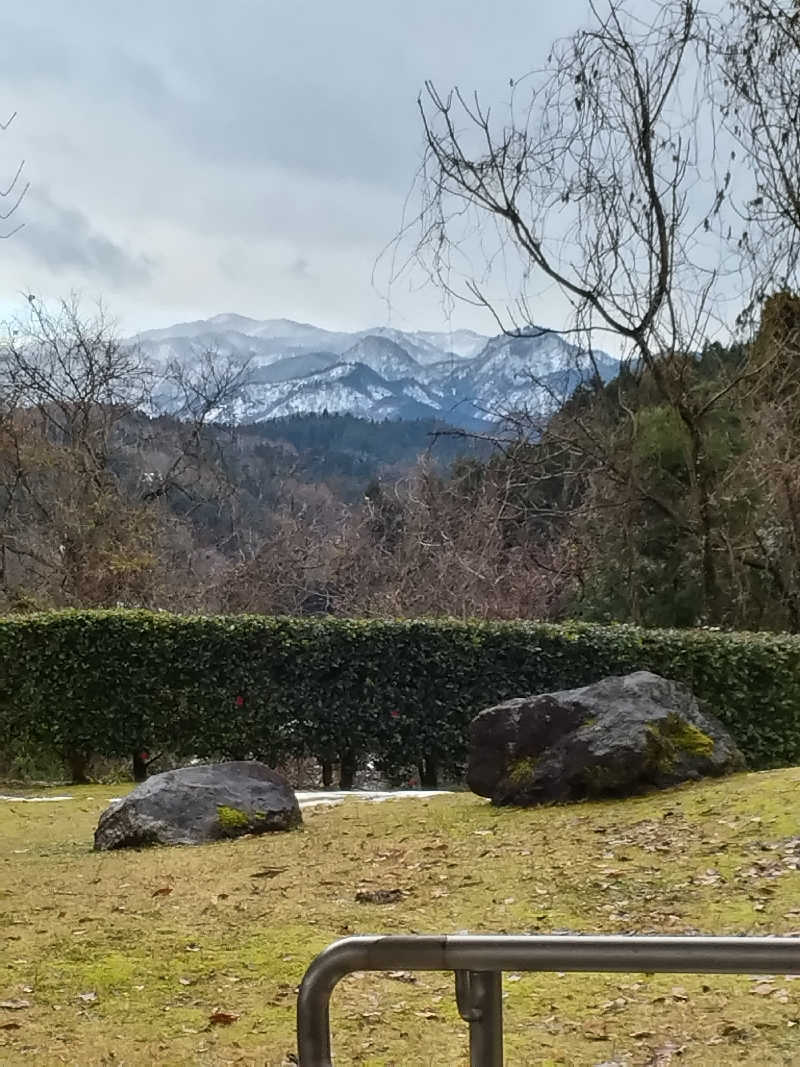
<box><xmin>467</xmin><ymin>671</ymin><xmax>744</xmax><ymax>806</ymax></box>
<box><xmin>94</xmin><ymin>761</ymin><xmax>302</xmax><ymax>850</ymax></box>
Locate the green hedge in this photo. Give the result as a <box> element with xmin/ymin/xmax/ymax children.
<box><xmin>1</xmin><ymin>611</ymin><xmax>799</xmax><ymax>782</ymax></box>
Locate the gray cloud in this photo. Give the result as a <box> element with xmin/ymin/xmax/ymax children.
<box><xmin>18</xmin><ymin>190</ymin><xmax>154</xmax><ymax>288</ymax></box>
<box><xmin>0</xmin><ymin>0</ymin><xmax>590</xmax><ymax>333</ymax></box>
<box><xmin>289</xmin><ymin>257</ymin><xmax>312</xmax><ymax>280</ymax></box>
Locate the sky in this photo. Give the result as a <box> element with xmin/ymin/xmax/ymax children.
<box><xmin>0</xmin><ymin>0</ymin><xmax>593</xmax><ymax>337</ymax></box>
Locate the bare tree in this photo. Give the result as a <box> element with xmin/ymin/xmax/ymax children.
<box><xmin>415</xmin><ymin>1</ymin><xmax>729</xmax><ymax>359</ymax></box>
<box><xmin>140</xmin><ymin>348</ymin><xmax>250</xmax><ymax>508</ymax></box>
<box><xmin>722</xmin><ymin>291</ymin><xmax>800</xmax><ymax>629</ymax></box>
<box><xmin>0</xmin><ymin>297</ymin><xmax>158</xmax><ymax>607</ymax></box>
<box><xmin>720</xmin><ymin>0</ymin><xmax>800</xmax><ymax>314</ymax></box>
<box><xmin>408</xmin><ymin>0</ymin><xmax>767</xmax><ymax>621</ymax></box>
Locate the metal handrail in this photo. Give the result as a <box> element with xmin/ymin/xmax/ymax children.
<box><xmin>296</xmin><ymin>933</ymin><xmax>800</xmax><ymax>1066</ymax></box>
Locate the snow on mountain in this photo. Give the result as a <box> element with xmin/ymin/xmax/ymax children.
<box><xmin>412</xmin><ymin>328</ymin><xmax>489</xmax><ymax>360</ymax></box>
<box><xmin>342</xmin><ymin>335</ymin><xmax>423</xmax><ymax>380</ymax></box>
<box><xmin>352</xmin><ymin>327</ymin><xmax>484</xmax><ymax>366</ymax></box>
<box><xmin>132</xmin><ymin>315</ymin><xmax>617</xmax><ymax>428</ymax></box>
<box><xmin>249</xmin><ymin>351</ymin><xmax>339</xmax><ymax>384</ymax></box>
<box><xmin>234</xmin><ymin>362</ymin><xmax>445</xmax><ymax>423</ymax></box>
<box><xmin>442</xmin><ymin>327</ymin><xmax>619</xmax><ymax>420</ymax></box>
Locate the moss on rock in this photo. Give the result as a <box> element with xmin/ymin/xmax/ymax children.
<box><xmin>645</xmin><ymin>713</ymin><xmax>715</xmax><ymax>774</ymax></box>
<box><xmin>507</xmin><ymin>756</ymin><xmax>538</xmax><ymax>788</ymax></box>
<box><xmin>217</xmin><ymin>805</ymin><xmax>266</xmax><ymax>836</ymax></box>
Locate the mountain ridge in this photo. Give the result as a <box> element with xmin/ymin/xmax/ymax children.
<box><xmin>134</xmin><ymin>316</ymin><xmax>618</xmax><ymax>428</ymax></box>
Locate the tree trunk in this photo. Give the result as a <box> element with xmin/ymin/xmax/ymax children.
<box><xmin>417</xmin><ymin>757</ymin><xmax>439</xmax><ymax>789</ymax></box>
<box><xmin>687</xmin><ymin>421</ymin><xmax>719</xmax><ymax>624</ymax></box>
<box><xmin>64</xmin><ymin>748</ymin><xmax>90</xmax><ymax>785</ymax></box>
<box><xmin>697</xmin><ymin>462</ymin><xmax>719</xmax><ymax>622</ymax></box>
<box><xmin>338</xmin><ymin>750</ymin><xmax>356</xmax><ymax>790</ymax></box>
<box><xmin>320</xmin><ymin>759</ymin><xmax>333</xmax><ymax>788</ymax></box>
<box><xmin>132</xmin><ymin>751</ymin><xmax>148</xmax><ymax>782</ymax></box>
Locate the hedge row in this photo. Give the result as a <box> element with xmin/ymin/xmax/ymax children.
<box><xmin>1</xmin><ymin>611</ymin><xmax>799</xmax><ymax>783</ymax></box>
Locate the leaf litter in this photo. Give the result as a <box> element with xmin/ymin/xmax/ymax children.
<box><xmin>3</xmin><ymin>772</ymin><xmax>800</xmax><ymax>1063</ymax></box>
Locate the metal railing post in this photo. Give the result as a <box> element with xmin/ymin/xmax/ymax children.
<box><xmin>296</xmin><ymin>934</ymin><xmax>800</xmax><ymax>1066</ymax></box>
<box><xmin>455</xmin><ymin>970</ymin><xmax>503</xmax><ymax>1067</ymax></box>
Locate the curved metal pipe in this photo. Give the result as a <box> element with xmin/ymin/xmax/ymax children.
<box><xmin>297</xmin><ymin>934</ymin><xmax>800</xmax><ymax>1065</ymax></box>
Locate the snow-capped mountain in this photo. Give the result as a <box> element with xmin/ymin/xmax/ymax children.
<box><xmin>133</xmin><ymin>315</ymin><xmax>618</xmax><ymax>428</ymax></box>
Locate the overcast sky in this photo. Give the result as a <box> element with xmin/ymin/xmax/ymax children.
<box><xmin>0</xmin><ymin>1</ymin><xmax>592</xmax><ymax>336</ymax></box>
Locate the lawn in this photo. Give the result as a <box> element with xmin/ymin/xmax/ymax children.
<box><xmin>2</xmin><ymin>770</ymin><xmax>800</xmax><ymax>1065</ymax></box>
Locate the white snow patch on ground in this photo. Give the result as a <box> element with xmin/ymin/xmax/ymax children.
<box><xmin>0</xmin><ymin>794</ymin><xmax>74</xmax><ymax>802</ymax></box>
<box><xmin>296</xmin><ymin>789</ymin><xmax>451</xmax><ymax>809</ymax></box>
<box><xmin>1</xmin><ymin>790</ymin><xmax>453</xmax><ymax>808</ymax></box>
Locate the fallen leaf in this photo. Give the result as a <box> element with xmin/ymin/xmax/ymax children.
<box><xmin>355</xmin><ymin>888</ymin><xmax>404</xmax><ymax>905</ymax></box>
<box><xmin>152</xmin><ymin>885</ymin><xmax>173</xmax><ymax>897</ymax></box>
<box><xmin>208</xmin><ymin>1010</ymin><xmax>239</xmax><ymax>1026</ymax></box>
<box><xmin>582</xmin><ymin>1021</ymin><xmax>609</xmax><ymax>1041</ymax></box>
<box><xmin>387</xmin><ymin>971</ymin><xmax>416</xmax><ymax>984</ymax></box>
<box><xmin>601</xmin><ymin>996</ymin><xmax>628</xmax><ymax>1013</ymax></box>
<box><xmin>77</xmin><ymin>991</ymin><xmax>97</xmax><ymax>1003</ymax></box>
<box><xmin>0</xmin><ymin>1021</ymin><xmax>21</xmax><ymax>1030</ymax></box>
<box><xmin>250</xmin><ymin>867</ymin><xmax>287</xmax><ymax>879</ymax></box>
<box><xmin>0</xmin><ymin>999</ymin><xmax>30</xmax><ymax>1010</ymax></box>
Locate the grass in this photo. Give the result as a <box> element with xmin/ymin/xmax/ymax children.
<box><xmin>2</xmin><ymin>770</ymin><xmax>800</xmax><ymax>1065</ymax></box>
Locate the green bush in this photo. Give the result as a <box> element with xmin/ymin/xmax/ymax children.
<box><xmin>1</xmin><ymin>611</ymin><xmax>799</xmax><ymax>783</ymax></box>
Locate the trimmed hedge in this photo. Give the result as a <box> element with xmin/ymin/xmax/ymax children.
<box><xmin>1</xmin><ymin>611</ymin><xmax>799</xmax><ymax>782</ymax></box>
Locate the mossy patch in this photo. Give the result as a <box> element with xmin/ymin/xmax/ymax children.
<box><xmin>646</xmin><ymin>712</ymin><xmax>715</xmax><ymax>773</ymax></box>
<box><xmin>216</xmin><ymin>804</ymin><xmax>280</xmax><ymax>837</ymax></box>
<box><xmin>217</xmin><ymin>804</ymin><xmax>253</xmax><ymax>831</ymax></box>
<box><xmin>506</xmin><ymin>755</ymin><xmax>538</xmax><ymax>788</ymax></box>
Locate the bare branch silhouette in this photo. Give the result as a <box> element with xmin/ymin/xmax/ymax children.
<box><xmin>0</xmin><ymin>110</ymin><xmax>28</xmax><ymax>238</ymax></box>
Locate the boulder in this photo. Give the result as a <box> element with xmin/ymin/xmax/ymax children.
<box><xmin>467</xmin><ymin>671</ymin><xmax>744</xmax><ymax>806</ymax></box>
<box><xmin>94</xmin><ymin>761</ymin><xmax>302</xmax><ymax>850</ymax></box>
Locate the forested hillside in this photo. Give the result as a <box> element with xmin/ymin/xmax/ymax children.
<box><xmin>239</xmin><ymin>412</ymin><xmax>488</xmax><ymax>497</ymax></box>
<box><xmin>1</xmin><ymin>293</ymin><xmax>799</xmax><ymax>629</ymax></box>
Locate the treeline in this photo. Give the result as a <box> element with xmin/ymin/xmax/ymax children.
<box><xmin>6</xmin><ymin>1</ymin><xmax>800</xmax><ymax>630</ymax></box>
<box><xmin>426</xmin><ymin>292</ymin><xmax>800</xmax><ymax>633</ymax></box>
<box><xmin>243</xmin><ymin>412</ymin><xmax>486</xmax><ymax>470</ymax></box>
<box><xmin>1</xmin><ymin>294</ymin><xmax>800</xmax><ymax>630</ymax></box>
<box><xmin>0</xmin><ymin>299</ymin><xmax>483</xmax><ymax>616</ymax></box>
<box><xmin>239</xmin><ymin>412</ymin><xmax>488</xmax><ymax>499</ymax></box>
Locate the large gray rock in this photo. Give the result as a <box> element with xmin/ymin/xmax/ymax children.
<box><xmin>467</xmin><ymin>671</ymin><xmax>745</xmax><ymax>806</ymax></box>
<box><xmin>94</xmin><ymin>761</ymin><xmax>302</xmax><ymax>850</ymax></box>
